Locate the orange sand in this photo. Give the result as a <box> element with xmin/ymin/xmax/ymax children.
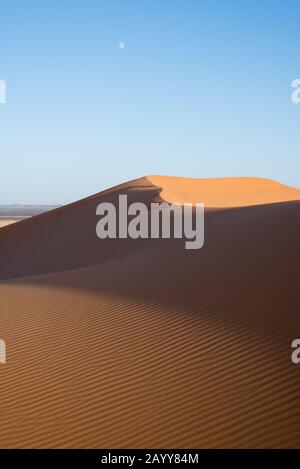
<box><xmin>0</xmin><ymin>176</ymin><xmax>299</xmax><ymax>448</ymax></box>
<box><xmin>148</xmin><ymin>175</ymin><xmax>300</xmax><ymax>207</ymax></box>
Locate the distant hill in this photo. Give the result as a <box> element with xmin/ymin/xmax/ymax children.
<box><xmin>0</xmin><ymin>204</ymin><xmax>61</xmax><ymax>217</ymax></box>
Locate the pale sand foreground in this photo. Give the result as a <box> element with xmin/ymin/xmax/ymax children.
<box><xmin>0</xmin><ymin>176</ymin><xmax>300</xmax><ymax>448</ymax></box>
<box><xmin>0</xmin><ymin>219</ymin><xmax>19</xmax><ymax>228</ymax></box>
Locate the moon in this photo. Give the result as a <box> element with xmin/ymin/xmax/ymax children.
<box><xmin>118</xmin><ymin>42</ymin><xmax>125</xmax><ymax>50</ymax></box>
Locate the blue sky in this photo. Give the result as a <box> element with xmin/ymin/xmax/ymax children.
<box><xmin>0</xmin><ymin>0</ymin><xmax>300</xmax><ymax>204</ymax></box>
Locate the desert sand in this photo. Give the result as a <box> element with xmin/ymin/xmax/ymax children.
<box><xmin>0</xmin><ymin>176</ymin><xmax>300</xmax><ymax>448</ymax></box>
<box><xmin>148</xmin><ymin>175</ymin><xmax>300</xmax><ymax>206</ymax></box>
<box><xmin>0</xmin><ymin>219</ymin><xmax>18</xmax><ymax>228</ymax></box>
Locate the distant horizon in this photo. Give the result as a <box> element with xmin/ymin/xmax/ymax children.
<box><xmin>1</xmin><ymin>173</ymin><xmax>300</xmax><ymax>206</ymax></box>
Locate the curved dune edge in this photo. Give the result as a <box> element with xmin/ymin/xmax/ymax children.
<box><xmin>147</xmin><ymin>175</ymin><xmax>300</xmax><ymax>207</ymax></box>
<box><xmin>0</xmin><ymin>177</ymin><xmax>161</xmax><ymax>280</ymax></box>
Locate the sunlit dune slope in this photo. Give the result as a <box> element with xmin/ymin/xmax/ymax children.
<box><xmin>148</xmin><ymin>175</ymin><xmax>300</xmax><ymax>207</ymax></box>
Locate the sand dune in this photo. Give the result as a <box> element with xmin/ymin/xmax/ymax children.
<box><xmin>0</xmin><ymin>176</ymin><xmax>300</xmax><ymax>448</ymax></box>
<box><xmin>148</xmin><ymin>175</ymin><xmax>300</xmax><ymax>207</ymax></box>
<box><xmin>0</xmin><ymin>178</ymin><xmax>161</xmax><ymax>280</ymax></box>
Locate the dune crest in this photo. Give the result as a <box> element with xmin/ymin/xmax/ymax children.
<box><xmin>147</xmin><ymin>175</ymin><xmax>300</xmax><ymax>207</ymax></box>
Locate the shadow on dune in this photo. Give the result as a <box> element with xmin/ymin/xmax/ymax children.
<box><xmin>0</xmin><ymin>177</ymin><xmax>162</xmax><ymax>280</ymax></box>
<box><xmin>4</xmin><ymin>197</ymin><xmax>300</xmax><ymax>345</ymax></box>
<box><xmin>1</xmin><ymin>180</ymin><xmax>300</xmax><ymax>448</ymax></box>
